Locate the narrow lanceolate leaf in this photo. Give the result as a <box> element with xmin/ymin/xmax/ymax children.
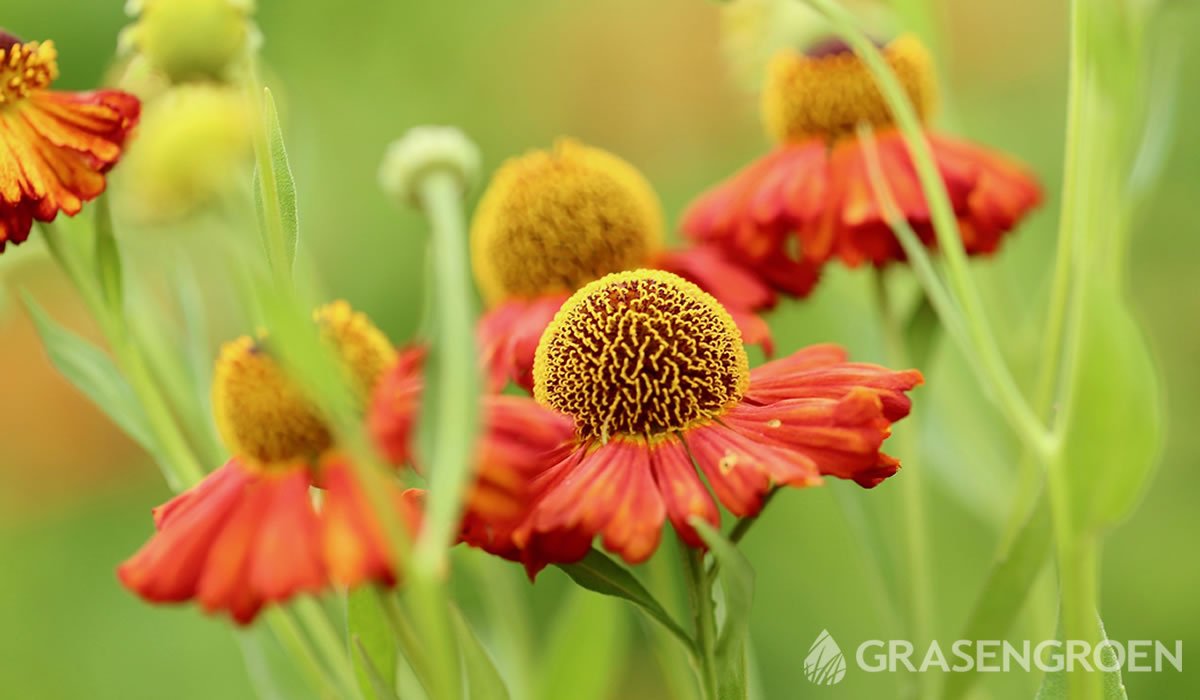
<box><xmin>93</xmin><ymin>195</ymin><xmax>123</xmax><ymax>309</ymax></box>
<box><xmin>691</xmin><ymin>519</ymin><xmax>755</xmax><ymax>657</ymax></box>
<box><xmin>1034</xmin><ymin>616</ymin><xmax>1128</xmax><ymax>700</ymax></box>
<box><xmin>22</xmin><ymin>292</ymin><xmax>154</xmax><ymax>452</ymax></box>
<box><xmin>451</xmin><ymin>606</ymin><xmax>510</xmax><ymax>700</ymax></box>
<box><xmin>556</xmin><ymin>548</ymin><xmax>692</xmax><ymax>648</ymax></box>
<box><xmin>348</xmin><ymin>589</ymin><xmax>398</xmax><ymax>700</ymax></box>
<box><xmin>253</xmin><ymin>87</ymin><xmax>300</xmax><ymax>273</ymax></box>
<box><xmin>1061</xmin><ymin>288</ymin><xmax>1163</xmax><ymax>531</ymax></box>
<box><xmin>942</xmin><ymin>493</ymin><xmax>1052</xmax><ymax>700</ymax></box>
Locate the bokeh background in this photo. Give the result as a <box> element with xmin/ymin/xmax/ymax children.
<box><xmin>1</xmin><ymin>1</ymin><xmax>1196</xmax><ymax>698</ymax></box>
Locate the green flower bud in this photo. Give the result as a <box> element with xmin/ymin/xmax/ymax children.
<box><xmin>121</xmin><ymin>0</ymin><xmax>259</xmax><ymax>83</ymax></box>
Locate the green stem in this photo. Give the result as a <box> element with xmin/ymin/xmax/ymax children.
<box><xmin>809</xmin><ymin>0</ymin><xmax>1052</xmax><ymax>459</ymax></box>
<box><xmin>875</xmin><ymin>271</ymin><xmax>934</xmax><ymax>697</ymax></box>
<box><xmin>412</xmin><ymin>170</ymin><xmax>481</xmax><ymax>568</ymax></box>
<box><xmin>266</xmin><ymin>610</ymin><xmax>345</xmax><ymax>700</ymax></box>
<box><xmin>380</xmin><ymin>590</ymin><xmax>435</xmax><ymax>695</ymax></box>
<box><xmin>40</xmin><ymin>221</ymin><xmax>206</xmax><ymax>489</ymax></box>
<box><xmin>295</xmin><ymin>598</ymin><xmax>364</xmax><ymax>700</ymax></box>
<box><xmin>683</xmin><ymin>547</ymin><xmax>719</xmax><ymax>700</ymax></box>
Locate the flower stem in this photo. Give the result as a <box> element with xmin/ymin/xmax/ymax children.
<box><xmin>875</xmin><ymin>270</ymin><xmax>935</xmax><ymax>698</ymax></box>
<box><xmin>809</xmin><ymin>0</ymin><xmax>1053</xmax><ymax>460</ymax></box>
<box><xmin>683</xmin><ymin>547</ymin><xmax>719</xmax><ymax>700</ymax></box>
<box><xmin>295</xmin><ymin>598</ymin><xmax>365</xmax><ymax>700</ymax></box>
<box><xmin>265</xmin><ymin>610</ymin><xmax>345</xmax><ymax>700</ymax></box>
<box><xmin>39</xmin><ymin>220</ymin><xmax>206</xmax><ymax>490</ymax></box>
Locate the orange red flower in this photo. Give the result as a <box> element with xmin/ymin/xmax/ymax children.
<box><xmin>471</xmin><ymin>139</ymin><xmax>777</xmax><ymax>392</ymax></box>
<box><xmin>0</xmin><ymin>32</ymin><xmax>139</xmax><ymax>252</ymax></box>
<box><xmin>118</xmin><ymin>303</ymin><xmax>418</xmax><ymax>624</ymax></box>
<box><xmin>683</xmin><ymin>36</ymin><xmax>1041</xmax><ymax>292</ymax></box>
<box><xmin>453</xmin><ymin>270</ymin><xmax>922</xmax><ymax>574</ymax></box>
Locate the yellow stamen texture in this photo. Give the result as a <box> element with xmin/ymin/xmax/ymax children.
<box><xmin>0</xmin><ymin>41</ymin><xmax>58</xmax><ymax>106</ymax></box>
<box><xmin>470</xmin><ymin>139</ymin><xmax>664</xmax><ymax>305</ymax></box>
<box><xmin>211</xmin><ymin>301</ymin><xmax>396</xmax><ymax>469</ymax></box>
<box><xmin>762</xmin><ymin>35</ymin><xmax>936</xmax><ymax>143</ymax></box>
<box><xmin>534</xmin><ymin>269</ymin><xmax>748</xmax><ymax>441</ymax></box>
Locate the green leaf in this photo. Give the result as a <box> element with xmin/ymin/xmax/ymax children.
<box><xmin>451</xmin><ymin>606</ymin><xmax>510</xmax><ymax>700</ymax></box>
<box><xmin>691</xmin><ymin>519</ymin><xmax>755</xmax><ymax>657</ymax></box>
<box><xmin>93</xmin><ymin>195</ymin><xmax>122</xmax><ymax>309</ymax></box>
<box><xmin>942</xmin><ymin>493</ymin><xmax>1053</xmax><ymax>700</ymax></box>
<box><xmin>904</xmin><ymin>291</ymin><xmax>941</xmax><ymax>370</ymax></box>
<box><xmin>21</xmin><ymin>292</ymin><xmax>155</xmax><ymax>453</ymax></box>
<box><xmin>1034</xmin><ymin>616</ymin><xmax>1128</xmax><ymax>700</ymax></box>
<box><xmin>348</xmin><ymin>589</ymin><xmax>398</xmax><ymax>700</ymax></box>
<box><xmin>1061</xmin><ymin>289</ymin><xmax>1163</xmax><ymax>531</ymax></box>
<box><xmin>716</xmin><ymin>635</ymin><xmax>749</xmax><ymax>700</ymax></box>
<box><xmin>353</xmin><ymin>637</ymin><xmax>401</xmax><ymax>700</ymax></box>
<box><xmin>253</xmin><ymin>88</ymin><xmax>300</xmax><ymax>273</ymax></box>
<box><xmin>536</xmin><ymin>587</ymin><xmax>626</xmax><ymax>700</ymax></box>
<box><xmin>556</xmin><ymin>548</ymin><xmax>692</xmax><ymax>649</ymax></box>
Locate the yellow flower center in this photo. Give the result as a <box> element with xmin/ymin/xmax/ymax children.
<box><xmin>470</xmin><ymin>139</ymin><xmax>664</xmax><ymax>306</ymax></box>
<box><xmin>533</xmin><ymin>270</ymin><xmax>748</xmax><ymax>441</ymax></box>
<box><xmin>212</xmin><ymin>301</ymin><xmax>396</xmax><ymax>470</ymax></box>
<box><xmin>761</xmin><ymin>35</ymin><xmax>936</xmax><ymax>143</ymax></box>
<box><xmin>0</xmin><ymin>36</ymin><xmax>58</xmax><ymax>107</ymax></box>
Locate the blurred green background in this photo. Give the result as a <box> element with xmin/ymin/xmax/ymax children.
<box><xmin>1</xmin><ymin>0</ymin><xmax>1196</xmax><ymax>698</ymax></box>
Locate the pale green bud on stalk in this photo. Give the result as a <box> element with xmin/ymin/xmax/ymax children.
<box><xmin>378</xmin><ymin>126</ymin><xmax>482</xmax><ymax>209</ymax></box>
<box><xmin>119</xmin><ymin>0</ymin><xmax>261</xmax><ymax>83</ymax></box>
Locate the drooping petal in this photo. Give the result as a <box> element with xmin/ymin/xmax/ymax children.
<box><xmin>684</xmin><ymin>419</ymin><xmax>821</xmax><ymax>517</ymax></box>
<box><xmin>0</xmin><ymin>89</ymin><xmax>139</xmax><ymax>252</ymax></box>
<box><xmin>647</xmin><ymin>436</ymin><xmax>720</xmax><ymax>547</ymax></box>
<box><xmin>118</xmin><ymin>460</ymin><xmax>328</xmax><ymax>624</ymax></box>
<box><xmin>368</xmin><ymin>346</ymin><xmax>426</xmax><ymax>466</ymax></box>
<box><xmin>723</xmin><ymin>389</ymin><xmax>902</xmax><ymax>488</ymax></box>
<box><xmin>319</xmin><ymin>459</ymin><xmax>420</xmax><ymax>589</ymax></box>
<box><xmin>475</xmin><ymin>294</ymin><xmax>568</xmax><ymax>393</ymax></box>
<box><xmin>746</xmin><ymin>343</ymin><xmax>924</xmax><ymax>421</ymax></box>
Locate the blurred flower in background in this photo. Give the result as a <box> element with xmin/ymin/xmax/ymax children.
<box><xmin>119</xmin><ymin>0</ymin><xmax>259</xmax><ymax>84</ymax></box>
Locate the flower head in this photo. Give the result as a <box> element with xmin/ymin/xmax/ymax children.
<box><xmin>0</xmin><ymin>32</ymin><xmax>140</xmax><ymax>253</ymax></box>
<box><xmin>119</xmin><ymin>302</ymin><xmax>416</xmax><ymax>624</ymax></box>
<box><xmin>684</xmin><ymin>35</ymin><xmax>1040</xmax><ymax>286</ymax></box>
<box><xmin>471</xmin><ymin>138</ymin><xmax>663</xmax><ymax>305</ymax></box>
<box><xmin>121</xmin><ymin>0</ymin><xmax>258</xmax><ymax>83</ymax></box>
<box><xmin>473</xmin><ymin>139</ymin><xmax>776</xmax><ymax>392</ymax></box>
<box><xmin>466</xmin><ymin>270</ymin><xmax>922</xmax><ymax>573</ymax></box>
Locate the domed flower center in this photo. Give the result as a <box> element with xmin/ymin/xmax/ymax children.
<box><xmin>470</xmin><ymin>139</ymin><xmax>664</xmax><ymax>305</ymax></box>
<box><xmin>212</xmin><ymin>301</ymin><xmax>396</xmax><ymax>469</ymax></box>
<box><xmin>0</xmin><ymin>36</ymin><xmax>58</xmax><ymax>107</ymax></box>
<box><xmin>533</xmin><ymin>270</ymin><xmax>748</xmax><ymax>441</ymax></box>
<box><xmin>761</xmin><ymin>34</ymin><xmax>936</xmax><ymax>143</ymax></box>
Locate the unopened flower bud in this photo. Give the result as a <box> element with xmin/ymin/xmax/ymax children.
<box><xmin>121</xmin><ymin>0</ymin><xmax>259</xmax><ymax>83</ymax></box>
<box><xmin>378</xmin><ymin>126</ymin><xmax>481</xmax><ymax>209</ymax></box>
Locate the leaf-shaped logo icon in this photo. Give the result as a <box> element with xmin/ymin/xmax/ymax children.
<box><xmin>804</xmin><ymin>629</ymin><xmax>847</xmax><ymax>685</ymax></box>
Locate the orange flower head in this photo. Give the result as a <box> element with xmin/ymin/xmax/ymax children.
<box><xmin>212</xmin><ymin>301</ymin><xmax>396</xmax><ymax>470</ymax></box>
<box><xmin>534</xmin><ymin>269</ymin><xmax>748</xmax><ymax>440</ymax></box>
<box><xmin>683</xmin><ymin>34</ymin><xmax>1040</xmax><ymax>285</ymax></box>
<box><xmin>470</xmin><ymin>138</ymin><xmax>664</xmax><ymax>306</ymax></box>
<box><xmin>120</xmin><ymin>302</ymin><xmax>410</xmax><ymax>624</ymax></box>
<box><xmin>0</xmin><ymin>33</ymin><xmax>140</xmax><ymax>252</ymax></box>
<box><xmin>469</xmin><ymin>270</ymin><xmax>923</xmax><ymax>575</ymax></box>
<box><xmin>763</xmin><ymin>35</ymin><xmax>936</xmax><ymax>143</ymax></box>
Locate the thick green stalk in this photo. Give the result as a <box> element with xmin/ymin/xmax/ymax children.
<box><xmin>295</xmin><ymin>599</ymin><xmax>365</xmax><ymax>700</ymax></box>
<box><xmin>683</xmin><ymin>548</ymin><xmax>718</xmax><ymax>700</ymax></box>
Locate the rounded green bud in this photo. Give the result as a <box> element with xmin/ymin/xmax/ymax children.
<box><xmin>121</xmin><ymin>0</ymin><xmax>258</xmax><ymax>83</ymax></box>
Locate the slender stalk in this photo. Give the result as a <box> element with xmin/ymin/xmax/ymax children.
<box><xmin>380</xmin><ymin>591</ymin><xmax>435</xmax><ymax>695</ymax></box>
<box><xmin>875</xmin><ymin>271</ymin><xmax>934</xmax><ymax>699</ymax></box>
<box><xmin>808</xmin><ymin>0</ymin><xmax>1052</xmax><ymax>459</ymax></box>
<box><xmin>683</xmin><ymin>547</ymin><xmax>719</xmax><ymax>700</ymax></box>
<box><xmin>40</xmin><ymin>221</ymin><xmax>206</xmax><ymax>489</ymax></box>
<box><xmin>295</xmin><ymin>598</ymin><xmax>365</xmax><ymax>700</ymax></box>
<box><xmin>266</xmin><ymin>610</ymin><xmax>345</xmax><ymax>700</ymax></box>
